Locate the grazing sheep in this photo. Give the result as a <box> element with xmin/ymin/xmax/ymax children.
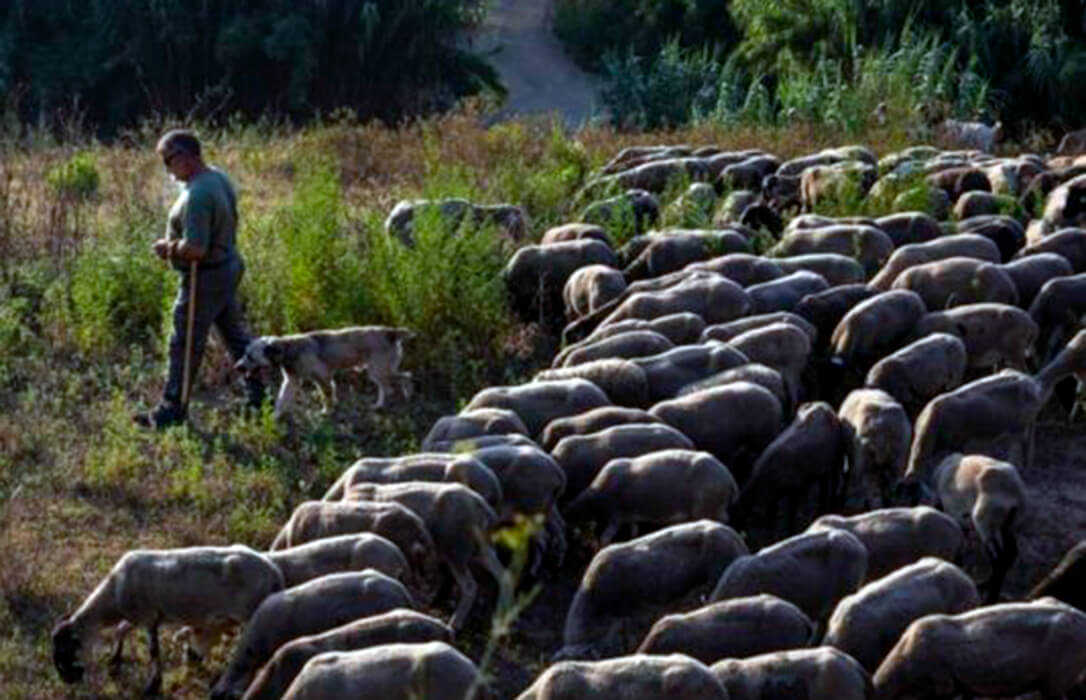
<box><xmin>762</xmin><ymin>172</ymin><xmax>802</xmax><ymax>210</ymax></box>
<box><xmin>558</xmin><ymin>520</ymin><xmax>749</xmax><ymax>660</ymax></box>
<box><xmin>279</xmin><ymin>641</ymin><xmax>487</xmax><ymax>700</ymax></box>
<box><xmin>770</xmin><ymin>225</ymin><xmax>895</xmax><ymax>277</ymax></box>
<box><xmin>557</xmin><ymin>312</ymin><xmax>707</xmax><ymax>366</ymax></box>
<box><xmin>808</xmin><ymin>507</ymin><xmax>965</xmax><ymax>583</ymax></box>
<box><xmin>1016</xmin><ymin>226</ymin><xmax>1086</xmax><ymax>272</ymax></box>
<box><xmin>688</xmin><ymin>252</ymin><xmax>786</xmax><ymax>287</ymax></box>
<box><xmin>421</xmin><ymin>408</ymin><xmax>529</xmax><ymax>452</ymax></box>
<box><xmin>551</xmin><ymin>422</ymin><xmax>695</xmax><ymax>503</ymax></box>
<box><xmin>956</xmin><ymin>214</ymin><xmax>1027</xmax><ymax>262</ymax></box>
<box><xmin>872</xmin><ymin>600</ymin><xmax>1086</xmax><ymax>699</ymax></box>
<box><xmin>606</xmin><ymin>157</ymin><xmax>711</xmax><ymax>194</ymax></box>
<box><xmin>732</xmin><ymin>402</ymin><xmax>844</xmax><ymax>539</ymax></box>
<box><xmin>266</xmin><ymin>534</ymin><xmax>410</xmax><ymax>589</ymax></box>
<box><xmin>711</xmin><ymin>529</ymin><xmax>869</xmax><ymax>627</ymax></box>
<box><xmin>864</xmin><ymin>333</ymin><xmax>968</xmax><ymax>416</ymax></box>
<box><xmin>637</xmin><ymin>594</ymin><xmax>813</xmax><ymax>664</ymax></box>
<box><xmin>270</xmin><ymin>501</ymin><xmax>437</xmax><ymax>599</ymax></box>
<box><xmin>678</xmin><ymin>363</ymin><xmax>789</xmax><ymax>411</ymax></box>
<box><xmin>580</xmin><ymin>188</ymin><xmax>660</xmax><ymax>236</ymax></box>
<box><xmin>725</xmin><ymin>322</ymin><xmax>813</xmax><ymax>410</ymax></box>
<box><xmin>905</xmin><ymin>329</ymin><xmax>1086</xmax><ymax>478</ymax></box>
<box><xmin>566</xmin><ymin>449</ymin><xmax>740</xmax><ymax>544</ymax></box>
<box><xmin>747</xmin><ymin>270</ymin><xmax>831</xmax><ymax>313</ymax></box>
<box><xmin>931</xmin><ymin>453</ymin><xmax>1026</xmax><ymax>603</ymax></box>
<box><xmin>800</xmin><ymin>163</ymin><xmax>877</xmax><ymax>211</ymax></box>
<box><xmin>868</xmin><ymin>233</ymin><xmax>1001</xmax><ymax>291</ymax></box>
<box><xmin>1029</xmin><ymin>272</ymin><xmax>1086</xmax><ymax>358</ymax></box>
<box><xmin>540</xmin><ymin>222</ymin><xmax>613</xmax><ymax>247</ymax></box>
<box><xmin>715</xmin><ymin>189</ymin><xmax>760</xmax><ymax>223</ymax></box>
<box><xmin>1040</xmin><ymin>174</ymin><xmax>1086</xmax><ymax>231</ymax></box>
<box><xmin>891</xmin><ymin>257</ymin><xmax>1019</xmax><ymax>309</ymax></box>
<box><xmin>600</xmin><ymin>145</ymin><xmax>693</xmax><ymax>175</ymax></box>
<box><xmin>624</xmin><ymin>230</ymin><xmax>749</xmax><ymax>281</ymax></box>
<box><xmin>830</xmin><ymin>290</ymin><xmax>928</xmax><ymax>372</ymax></box>
<box><xmin>423</xmin><ymin>432</ymin><xmax>537</xmax><ymax>454</ymax></box>
<box><xmin>911</xmin><ymin>302</ymin><xmax>1038</xmax><ymax>371</ymax></box>
<box><xmin>775</xmin><ymin>253</ymin><xmax>867</xmax><ymax>286</ymax></box>
<box><xmin>1028</xmin><ymin>540</ymin><xmax>1086</xmax><ymax>612</ymax></box>
<box><xmin>720</xmin><ymin>154</ymin><xmax>782</xmax><ymax>191</ymax></box>
<box><xmin>563</xmin><ymin>271</ymin><xmax>713</xmax><ymax>341</ymax></box>
<box><xmin>518</xmin><ymin>654</ymin><xmax>729</xmax><ymax>699</ymax></box>
<box><xmin>700</xmin><ymin>311</ymin><xmax>818</xmax><ymax>345</ymax></box>
<box><xmin>463</xmin><ymin>378</ymin><xmax>611</xmax><ymax>440</ymax></box>
<box><xmin>1000</xmin><ymin>252</ymin><xmax>1072</xmax><ymax>309</ymax></box>
<box><xmin>503</xmin><ymin>239</ymin><xmax>617</xmax><ymax>329</ymax></box>
<box><xmin>540</xmin><ymin>406</ymin><xmax>662</xmax><ymax>452</ymax></box>
<box><xmin>51</xmin><ymin>546</ymin><xmax>285</xmax><ymax>695</ymax></box>
<box><xmin>562</xmin><ymin>263</ymin><xmax>627</xmax><ymax>320</ymax></box>
<box><xmin>664</xmin><ymin>183</ymin><xmax>718</xmax><ymax>227</ymax></box>
<box><xmin>600</xmin><ymin>272</ymin><xmax>752</xmax><ymax>326</ymax></box>
<box><xmin>837</xmin><ymin>389</ymin><xmax>913</xmax><ymax>509</ymax></box>
<box><xmin>1057</xmin><ymin>128</ymin><xmax>1086</xmax><ymax>156</ymax></box>
<box><xmin>926</xmin><ymin>166</ymin><xmax>992</xmax><ymax>203</ymax></box>
<box><xmin>875</xmin><ymin>212</ymin><xmax>943</xmax><ymax>247</ymax></box>
<box><xmin>793</xmin><ymin>284</ymin><xmax>878</xmax><ymax>354</ymax></box>
<box><xmin>209</xmin><ymin>570</ymin><xmax>413</xmax><ymax>700</ymax></box>
<box><xmin>712</xmin><ymin>647</ymin><xmax>873</xmax><ymax>700</ymax></box>
<box><xmin>536</xmin><ymin>359</ymin><xmax>651</xmax><ymax>408</ymax></box>
<box><xmin>242</xmin><ymin>610</ymin><xmax>452</xmax><ymax>700</ymax></box>
<box><xmin>952</xmin><ymin>190</ymin><xmax>1008</xmax><ymax>220</ymax></box>
<box><xmin>557</xmin><ymin>329</ymin><xmax>674</xmax><ymax>369</ymax></box>
<box><xmin>650</xmin><ymin>381</ymin><xmax>784</xmax><ymax>483</ymax></box>
<box><xmin>322</xmin><ymin>453</ymin><xmax>503</xmax><ymax>509</ymax></box>
<box><xmin>630</xmin><ymin>342</ymin><xmax>750</xmax><ymax>404</ymax></box>
<box><xmin>343</xmin><ymin>482</ymin><xmax>511</xmax><ymax>631</ymax></box>
<box><xmin>823</xmin><ymin>558</ymin><xmax>980</xmax><ymax>673</ymax></box>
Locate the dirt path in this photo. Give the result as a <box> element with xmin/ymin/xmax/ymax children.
<box><xmin>472</xmin><ymin>0</ymin><xmax>603</xmax><ymax>127</ymax></box>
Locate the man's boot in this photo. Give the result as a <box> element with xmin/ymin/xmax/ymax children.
<box><xmin>133</xmin><ymin>400</ymin><xmax>187</xmax><ymax>429</ymax></box>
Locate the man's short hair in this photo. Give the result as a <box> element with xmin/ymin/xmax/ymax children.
<box><xmin>157</xmin><ymin>129</ymin><xmax>202</xmax><ymax>159</ymax></box>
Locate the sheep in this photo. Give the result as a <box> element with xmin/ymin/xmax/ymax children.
<box><xmin>566</xmin><ymin>449</ymin><xmax>740</xmax><ymax>544</ymax></box>
<box><xmin>891</xmin><ymin>257</ymin><xmax>1019</xmax><ymax>309</ymax></box>
<box><xmin>829</xmin><ymin>290</ymin><xmax>927</xmax><ymax>372</ymax></box>
<box><xmin>930</xmin><ymin>453</ymin><xmax>1026</xmax><ymax>603</ymax></box>
<box><xmin>801</xmin><ymin>163</ymin><xmax>877</xmax><ymax>211</ymax></box>
<box><xmin>725</xmin><ymin>322</ymin><xmax>813</xmax><ymax>411</ymax></box>
<box><xmin>1000</xmin><ymin>252</ymin><xmax>1072</xmax><ymax>309</ymax></box>
<box><xmin>279</xmin><ymin>641</ymin><xmax>487</xmax><ymax>700</ymax></box>
<box><xmin>762</xmin><ymin>172</ymin><xmax>802</xmax><ymax>210</ymax></box>
<box><xmin>808</xmin><ymin>507</ymin><xmax>965</xmax><ymax>583</ymax></box>
<box><xmin>630</xmin><ymin>342</ymin><xmax>750</xmax><ymax>404</ymax></box>
<box><xmin>710</xmin><ymin>529</ymin><xmax>869</xmax><ymax>629</ymax></box>
<box><xmin>731</xmin><ymin>402</ymin><xmax>844</xmax><ymax>541</ymax></box>
<box><xmin>746</xmin><ymin>270</ymin><xmax>831</xmax><ymax>313</ymax></box>
<box><xmin>209</xmin><ymin>570</ymin><xmax>413</xmax><ymax>700</ymax></box>
<box><xmin>702</xmin><ymin>149</ymin><xmax>767</xmax><ymax>178</ymax></box>
<box><xmin>607</xmin><ymin>157</ymin><xmax>711</xmax><ymax>194</ymax></box>
<box><xmin>424</xmin><ymin>432</ymin><xmax>537</xmax><ymax>453</ymax></box>
<box><xmin>678</xmin><ymin>363</ymin><xmax>790</xmax><ymax>411</ymax></box>
<box><xmin>687</xmin><ymin>252</ymin><xmax>786</xmax><ymax>287</ymax></box>
<box><xmin>580</xmin><ymin>188</ymin><xmax>660</xmax><ymax>237</ymax></box>
<box><xmin>342</xmin><ymin>482</ymin><xmax>511</xmax><ymax>631</ymax></box>
<box><xmin>270</xmin><ymin>501</ymin><xmax>437</xmax><ymax>601</ymax></box>
<box><xmin>867</xmin><ymin>233</ymin><xmax>1001</xmax><ymax>291</ymax></box>
<box><xmin>875</xmin><ymin>212</ymin><xmax>943</xmax><ymax>247</ymax></box>
<box><xmin>769</xmin><ymin>225</ymin><xmax>895</xmax><ymax>277</ymax></box>
<box><xmin>719</xmin><ymin>154</ymin><xmax>782</xmax><ymax>191</ymax></box>
<box><xmin>322</xmin><ymin>453</ymin><xmax>503</xmax><ymax>508</ymax></box>
<box><xmin>463</xmin><ymin>378</ymin><xmax>611</xmax><ymax>440</ymax></box>
<box><xmin>51</xmin><ymin>546</ymin><xmax>285</xmax><ymax>695</ymax></box>
<box><xmin>562</xmin><ymin>263</ymin><xmax>627</xmax><ymax>320</ymax></box>
<box><xmin>1057</xmin><ymin>128</ymin><xmax>1086</xmax><ymax>156</ymax></box>
<box><xmin>556</xmin><ymin>329</ymin><xmax>674</xmax><ymax>368</ymax></box>
<box><xmin>700</xmin><ymin>311</ymin><xmax>818</xmax><ymax>345</ymax></box>
<box><xmin>1028</xmin><ymin>272</ymin><xmax>1086</xmax><ymax>359</ymax></box>
<box><xmin>551</xmin><ymin>422</ymin><xmax>696</xmax><ymax>503</ymax></box>
<box><xmin>775</xmin><ymin>253</ymin><xmax>868</xmax><ymax>286</ymax></box>
<box><xmin>864</xmin><ymin>333</ymin><xmax>968</xmax><ymax>417</ymax></box>
<box><xmin>266</xmin><ymin>534</ymin><xmax>410</xmax><ymax>589</ymax></box>
<box><xmin>911</xmin><ymin>302</ymin><xmax>1038</xmax><ymax>372</ymax></box>
<box><xmin>600</xmin><ymin>145</ymin><xmax>694</xmax><ymax>175</ymax></box>
<box><xmin>421</xmin><ymin>408</ymin><xmax>529</xmax><ymax>452</ymax></box>
<box><xmin>502</xmin><ymin>239</ymin><xmax>618</xmax><ymax>329</ymax></box>
<box><xmin>715</xmin><ymin>188</ymin><xmax>760</xmax><ymax>223</ymax></box>
<box><xmin>637</xmin><ymin>594</ymin><xmax>813</xmax><ymax>664</ymax></box>
<box><xmin>892</xmin><ymin>184</ymin><xmax>952</xmax><ymax>220</ymax></box>
<box><xmin>557</xmin><ymin>311</ymin><xmax>706</xmax><ymax>365</ymax></box>
<box><xmin>664</xmin><ymin>183</ymin><xmax>718</xmax><ymax>227</ymax></box>
<box><xmin>650</xmin><ymin>381</ymin><xmax>784</xmax><ymax>484</ymax></box>
<box><xmin>926</xmin><ymin>166</ymin><xmax>992</xmax><ymax>204</ymax></box>
<box><xmin>540</xmin><ymin>406</ymin><xmax>662</xmax><ymax>452</ymax></box>
<box><xmin>937</xmin><ymin>119</ymin><xmax>1003</xmax><ymax>153</ymax></box>
<box><xmin>536</xmin><ymin>359</ymin><xmax>651</xmax><ymax>408</ymax></box>
<box><xmin>956</xmin><ymin>214</ymin><xmax>1027</xmax><ymax>262</ymax></box>
<box><xmin>558</xmin><ymin>520</ymin><xmax>749</xmax><ymax>660</ymax></box>
<box><xmin>823</xmin><ymin>558</ymin><xmax>979</xmax><ymax>673</ymax></box>
<box><xmin>837</xmin><ymin>389</ymin><xmax>913</xmax><ymax>510</ymax></box>
<box><xmin>952</xmin><ymin>190</ymin><xmax>1008</xmax><ymax>220</ymax></box>
<box><xmin>872</xmin><ymin>600</ymin><xmax>1086</xmax><ymax>699</ymax></box>
<box><xmin>624</xmin><ymin>230</ymin><xmax>749</xmax><ymax>281</ymax></box>
<box><xmin>518</xmin><ymin>654</ymin><xmax>729</xmax><ymax>699</ymax></box>
<box><xmin>1016</xmin><ymin>226</ymin><xmax>1086</xmax><ymax>272</ymax></box>
<box><xmin>598</xmin><ymin>272</ymin><xmax>753</xmax><ymax>326</ymax></box>
<box><xmin>1028</xmin><ymin>539</ymin><xmax>1086</xmax><ymax>611</ymax></box>
<box><xmin>904</xmin><ymin>329</ymin><xmax>1086</xmax><ymax>478</ymax></box>
<box><xmin>793</xmin><ymin>284</ymin><xmax>878</xmax><ymax>354</ymax></box>
<box><xmin>241</xmin><ymin>610</ymin><xmax>452</xmax><ymax>700</ymax></box>
<box><xmin>711</xmin><ymin>647</ymin><xmax>873</xmax><ymax>700</ymax></box>
<box><xmin>1040</xmin><ymin>173</ymin><xmax>1086</xmax><ymax>231</ymax></box>
<box><xmin>540</xmin><ymin>222</ymin><xmax>613</xmax><ymax>247</ymax></box>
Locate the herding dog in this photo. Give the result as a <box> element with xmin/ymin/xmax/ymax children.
<box><xmin>235</xmin><ymin>326</ymin><xmax>415</xmax><ymax>418</ymax></box>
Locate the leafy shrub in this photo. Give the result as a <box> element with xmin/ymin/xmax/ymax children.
<box><xmin>602</xmin><ymin>40</ymin><xmax>724</xmax><ymax>129</ymax></box>
<box><xmin>45</xmin><ymin>152</ymin><xmax>99</xmax><ymax>201</ymax></box>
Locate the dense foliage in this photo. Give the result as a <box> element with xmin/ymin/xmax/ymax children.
<box><xmin>0</xmin><ymin>0</ymin><xmax>498</xmax><ymax>133</ymax></box>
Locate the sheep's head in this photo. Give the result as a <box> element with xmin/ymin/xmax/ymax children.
<box><xmin>51</xmin><ymin>618</ymin><xmax>84</xmax><ymax>684</ymax></box>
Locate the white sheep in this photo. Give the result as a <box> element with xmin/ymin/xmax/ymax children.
<box><xmin>51</xmin><ymin>545</ymin><xmax>284</xmax><ymax>695</ymax></box>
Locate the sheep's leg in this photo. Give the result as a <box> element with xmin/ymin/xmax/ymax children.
<box><xmin>448</xmin><ymin>565</ymin><xmax>479</xmax><ymax>632</ymax></box>
<box><xmin>142</xmin><ymin>620</ymin><xmax>162</xmax><ymax>697</ymax></box>
<box><xmin>108</xmin><ymin>620</ymin><xmax>133</xmax><ymax>675</ymax></box>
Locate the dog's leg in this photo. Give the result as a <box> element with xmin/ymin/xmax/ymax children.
<box><xmin>274</xmin><ymin>371</ymin><xmax>299</xmax><ymax>420</ymax></box>
<box><xmin>398</xmin><ymin>371</ymin><xmax>414</xmax><ymax>400</ymax></box>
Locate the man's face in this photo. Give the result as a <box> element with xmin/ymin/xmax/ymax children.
<box><xmin>161</xmin><ymin>148</ymin><xmax>197</xmax><ymax>182</ymax></box>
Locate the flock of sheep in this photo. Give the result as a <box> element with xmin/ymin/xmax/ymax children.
<box><xmin>53</xmin><ymin>130</ymin><xmax>1086</xmax><ymax>699</ymax></box>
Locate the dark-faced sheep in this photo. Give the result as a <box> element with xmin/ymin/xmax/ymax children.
<box><xmin>557</xmin><ymin>520</ymin><xmax>749</xmax><ymax>660</ymax></box>
<box><xmin>631</xmin><ymin>342</ymin><xmax>750</xmax><ymax>404</ymax></box>
<box><xmin>830</xmin><ymin>290</ymin><xmax>928</xmax><ymax>373</ymax></box>
<box><xmin>678</xmin><ymin>363</ymin><xmax>790</xmax><ymax>411</ymax></box>
<box><xmin>503</xmin><ymin>239</ymin><xmax>617</xmax><ymax>330</ymax></box>
<box><xmin>712</xmin><ymin>647</ymin><xmax>873</xmax><ymax>700</ymax></box>
<box><xmin>911</xmin><ymin>302</ymin><xmax>1038</xmax><ymax>371</ymax></box>
<box><xmin>600</xmin><ymin>272</ymin><xmax>752</xmax><ymax>326</ymax></box>
<box><xmin>562</xmin><ymin>263</ymin><xmax>627</xmax><ymax>320</ymax></box>
<box><xmin>463</xmin><ymin>378</ymin><xmax>611</xmax><ymax>440</ymax></box>
<box><xmin>637</xmin><ymin>594</ymin><xmax>813</xmax><ymax>664</ymax></box>
<box><xmin>891</xmin><ymin>257</ymin><xmax>1019</xmax><ymax>309</ymax></box>
<box><xmin>518</xmin><ymin>654</ymin><xmax>729</xmax><ymax>700</ymax></box>
<box><xmin>540</xmin><ymin>222</ymin><xmax>613</xmax><ymax>247</ymax></box>
<box><xmin>770</xmin><ymin>225</ymin><xmax>894</xmax><ymax>278</ymax></box>
<box><xmin>322</xmin><ymin>453</ymin><xmax>503</xmax><ymax>508</ymax></box>
<box><xmin>793</xmin><ymin>284</ymin><xmax>878</xmax><ymax>355</ymax></box>
<box><xmin>954</xmin><ymin>215</ymin><xmax>1027</xmax><ymax>262</ymax></box>
<box><xmin>556</xmin><ymin>330</ymin><xmax>674</xmax><ymax>369</ymax></box>
<box><xmin>421</xmin><ymin>408</ymin><xmax>529</xmax><ymax>452</ymax></box>
<box><xmin>775</xmin><ymin>253</ymin><xmax>868</xmax><ymax>287</ymax></box>
<box><xmin>875</xmin><ymin>212</ymin><xmax>943</xmax><ymax>247</ymax></box>
<box><xmin>726</xmin><ymin>322</ymin><xmax>813</xmax><ymax>411</ymax></box>
<box><xmin>868</xmin><ymin>233</ymin><xmax>1001</xmax><ymax>291</ymax></box>
<box><xmin>540</xmin><ymin>406</ymin><xmax>662</xmax><ymax>452</ymax></box>
<box><xmin>1029</xmin><ymin>272</ymin><xmax>1086</xmax><ymax>358</ymax></box>
<box><xmin>579</xmin><ymin>188</ymin><xmax>660</xmax><ymax>237</ymax></box>
<box><xmin>624</xmin><ymin>230</ymin><xmax>749</xmax><ymax>281</ymax></box>
<box><xmin>837</xmin><ymin>389</ymin><xmax>912</xmax><ymax>510</ymax></box>
<box><xmin>700</xmin><ymin>311</ymin><xmax>818</xmax><ymax>346</ymax></box>
<box><xmin>1000</xmin><ymin>252</ymin><xmax>1072</xmax><ymax>309</ymax></box>
<box><xmin>864</xmin><ymin>333</ymin><xmax>968</xmax><ymax>417</ymax></box>
<box><xmin>746</xmin><ymin>270</ymin><xmax>831</xmax><ymax>314</ymax></box>
<box><xmin>688</xmin><ymin>252</ymin><xmax>786</xmax><ymax>287</ymax></box>
<box><xmin>925</xmin><ymin>166</ymin><xmax>992</xmax><ymax>202</ymax></box>
<box><xmin>1016</xmin><ymin>226</ymin><xmax>1086</xmax><ymax>272</ymax></box>
<box><xmin>266</xmin><ymin>534</ymin><xmax>410</xmax><ymax>589</ymax></box>
<box><xmin>557</xmin><ymin>311</ymin><xmax>706</xmax><ymax>365</ymax></box>
<box><xmin>808</xmin><ymin>507</ymin><xmax>965</xmax><ymax>583</ymax></box>
<box><xmin>536</xmin><ymin>359</ymin><xmax>652</xmax><ymax>408</ymax></box>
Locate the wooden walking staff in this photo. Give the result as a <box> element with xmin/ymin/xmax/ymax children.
<box><xmin>181</xmin><ymin>260</ymin><xmax>198</xmax><ymax>409</ymax></box>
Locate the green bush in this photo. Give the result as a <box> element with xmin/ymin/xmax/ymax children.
<box><xmin>45</xmin><ymin>152</ymin><xmax>100</xmax><ymax>201</ymax></box>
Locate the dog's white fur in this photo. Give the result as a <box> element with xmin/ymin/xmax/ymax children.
<box><xmin>235</xmin><ymin>326</ymin><xmax>414</xmax><ymax>418</ymax></box>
